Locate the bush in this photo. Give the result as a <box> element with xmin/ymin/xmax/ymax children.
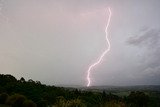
<box><xmin>55</xmin><ymin>97</ymin><xmax>86</xmax><ymax>107</ymax></box>
<box><xmin>105</xmin><ymin>101</ymin><xmax>126</xmax><ymax>107</ymax></box>
<box><xmin>0</xmin><ymin>93</ymin><xmax>9</xmax><ymax>104</ymax></box>
<box><xmin>6</xmin><ymin>94</ymin><xmax>26</xmax><ymax>107</ymax></box>
<box><xmin>23</xmin><ymin>100</ymin><xmax>37</xmax><ymax>107</ymax></box>
<box><xmin>127</xmin><ymin>91</ymin><xmax>149</xmax><ymax>107</ymax></box>
<box><xmin>37</xmin><ymin>100</ymin><xmax>47</xmax><ymax>107</ymax></box>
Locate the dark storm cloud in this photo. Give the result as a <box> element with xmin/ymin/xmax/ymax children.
<box><xmin>127</xmin><ymin>28</ymin><xmax>160</xmax><ymax>48</ymax></box>
<box><xmin>127</xmin><ymin>28</ymin><xmax>160</xmax><ymax>84</ymax></box>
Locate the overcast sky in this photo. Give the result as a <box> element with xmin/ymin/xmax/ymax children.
<box><xmin>0</xmin><ymin>0</ymin><xmax>160</xmax><ymax>86</ymax></box>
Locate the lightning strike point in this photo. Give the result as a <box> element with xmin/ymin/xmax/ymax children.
<box><xmin>86</xmin><ymin>7</ymin><xmax>112</xmax><ymax>87</ymax></box>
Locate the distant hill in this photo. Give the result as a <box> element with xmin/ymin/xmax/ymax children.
<box><xmin>78</xmin><ymin>85</ymin><xmax>160</xmax><ymax>92</ymax></box>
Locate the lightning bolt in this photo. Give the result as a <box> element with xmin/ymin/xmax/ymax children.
<box><xmin>86</xmin><ymin>7</ymin><xmax>112</xmax><ymax>87</ymax></box>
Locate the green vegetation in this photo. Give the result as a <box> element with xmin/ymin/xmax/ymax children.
<box><xmin>0</xmin><ymin>74</ymin><xmax>160</xmax><ymax>107</ymax></box>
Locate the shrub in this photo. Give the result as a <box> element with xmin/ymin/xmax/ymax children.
<box><xmin>37</xmin><ymin>100</ymin><xmax>47</xmax><ymax>107</ymax></box>
<box><xmin>23</xmin><ymin>100</ymin><xmax>37</xmax><ymax>107</ymax></box>
<box><xmin>0</xmin><ymin>93</ymin><xmax>9</xmax><ymax>104</ymax></box>
<box><xmin>55</xmin><ymin>97</ymin><xmax>86</xmax><ymax>107</ymax></box>
<box><xmin>6</xmin><ymin>94</ymin><xmax>26</xmax><ymax>107</ymax></box>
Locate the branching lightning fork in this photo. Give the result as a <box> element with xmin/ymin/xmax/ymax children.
<box><xmin>86</xmin><ymin>7</ymin><xmax>112</xmax><ymax>87</ymax></box>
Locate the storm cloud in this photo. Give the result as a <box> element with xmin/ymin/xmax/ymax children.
<box><xmin>0</xmin><ymin>0</ymin><xmax>160</xmax><ymax>86</ymax></box>
<box><xmin>127</xmin><ymin>28</ymin><xmax>160</xmax><ymax>84</ymax></box>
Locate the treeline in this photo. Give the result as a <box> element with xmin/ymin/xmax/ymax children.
<box><xmin>0</xmin><ymin>74</ymin><xmax>151</xmax><ymax>107</ymax></box>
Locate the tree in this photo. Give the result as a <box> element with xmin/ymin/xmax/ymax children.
<box><xmin>20</xmin><ymin>77</ymin><xmax>25</xmax><ymax>83</ymax></box>
<box><xmin>28</xmin><ymin>79</ymin><xmax>35</xmax><ymax>83</ymax></box>
<box><xmin>102</xmin><ymin>91</ymin><xmax>107</xmax><ymax>104</ymax></box>
<box><xmin>0</xmin><ymin>74</ymin><xmax>17</xmax><ymax>86</ymax></box>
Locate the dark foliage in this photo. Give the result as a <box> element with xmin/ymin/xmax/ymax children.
<box><xmin>0</xmin><ymin>93</ymin><xmax>8</xmax><ymax>104</ymax></box>
<box><xmin>23</xmin><ymin>100</ymin><xmax>37</xmax><ymax>107</ymax></box>
<box><xmin>127</xmin><ymin>91</ymin><xmax>149</xmax><ymax>107</ymax></box>
<box><xmin>0</xmin><ymin>74</ymin><xmax>158</xmax><ymax>107</ymax></box>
